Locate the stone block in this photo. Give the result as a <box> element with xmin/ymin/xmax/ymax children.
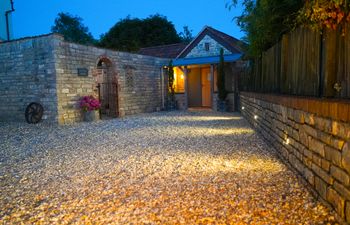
<box><xmin>330</xmin><ymin>165</ymin><xmax>350</xmax><ymax>186</ymax></box>
<box><xmin>312</xmin><ymin>163</ymin><xmax>334</xmax><ymax>185</ymax></box>
<box><xmin>309</xmin><ymin>137</ymin><xmax>325</xmax><ymax>157</ymax></box>
<box><xmin>315</xmin><ymin>176</ymin><xmax>328</xmax><ymax>200</ymax></box>
<box><xmin>327</xmin><ymin>187</ymin><xmax>345</xmax><ymax>218</ymax></box>
<box><xmin>325</xmin><ymin>146</ymin><xmax>342</xmax><ymax>167</ymax></box>
<box><xmin>302</xmin><ymin>124</ymin><xmax>317</xmax><ymax>138</ymax></box>
<box><xmin>305</xmin><ymin>113</ymin><xmax>315</xmax><ymax>125</ymax></box>
<box><xmin>332</xmin><ymin>121</ymin><xmax>350</xmax><ymax>140</ymax></box>
<box><xmin>342</xmin><ymin>142</ymin><xmax>350</xmax><ymax>174</ymax></box>
<box><xmin>346</xmin><ymin>201</ymin><xmax>350</xmax><ymax>223</ymax></box>
<box><xmin>334</xmin><ymin>181</ymin><xmax>350</xmax><ymax>201</ymax></box>
<box><xmin>314</xmin><ymin>117</ymin><xmax>332</xmax><ymax>133</ymax></box>
<box><xmin>321</xmin><ymin>159</ymin><xmax>331</xmax><ymax>172</ymax></box>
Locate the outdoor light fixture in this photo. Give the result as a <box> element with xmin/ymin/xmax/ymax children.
<box><xmin>283</xmin><ymin>138</ymin><xmax>290</xmax><ymax>145</ymax></box>
<box><xmin>242</xmin><ymin>106</ymin><xmax>245</xmax><ymax>110</ymax></box>
<box><xmin>254</xmin><ymin>115</ymin><xmax>258</xmax><ymax>120</ymax></box>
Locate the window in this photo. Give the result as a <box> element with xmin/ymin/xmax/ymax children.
<box><xmin>124</xmin><ymin>65</ymin><xmax>135</xmax><ymax>90</ymax></box>
<box><xmin>205</xmin><ymin>42</ymin><xmax>210</xmax><ymax>51</ymax></box>
<box><xmin>174</xmin><ymin>67</ymin><xmax>185</xmax><ymax>93</ymax></box>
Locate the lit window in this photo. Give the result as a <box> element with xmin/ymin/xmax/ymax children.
<box><xmin>174</xmin><ymin>67</ymin><xmax>185</xmax><ymax>93</ymax></box>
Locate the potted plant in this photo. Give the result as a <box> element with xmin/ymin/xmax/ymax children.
<box><xmin>217</xmin><ymin>48</ymin><xmax>228</xmax><ymax>112</ymax></box>
<box><xmin>79</xmin><ymin>95</ymin><xmax>101</xmax><ymax>122</ymax></box>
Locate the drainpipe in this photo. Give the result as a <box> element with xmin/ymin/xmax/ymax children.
<box><xmin>5</xmin><ymin>0</ymin><xmax>15</xmax><ymax>41</ymax></box>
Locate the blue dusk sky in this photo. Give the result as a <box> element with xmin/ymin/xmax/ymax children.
<box><xmin>12</xmin><ymin>0</ymin><xmax>245</xmax><ymax>41</ymax></box>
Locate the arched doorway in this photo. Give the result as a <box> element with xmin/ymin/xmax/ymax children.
<box><xmin>95</xmin><ymin>57</ymin><xmax>119</xmax><ymax>118</ymax></box>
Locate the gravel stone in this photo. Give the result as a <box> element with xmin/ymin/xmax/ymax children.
<box><xmin>0</xmin><ymin>111</ymin><xmax>336</xmax><ymax>224</ymax></box>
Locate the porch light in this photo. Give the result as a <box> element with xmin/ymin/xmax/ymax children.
<box><xmin>241</xmin><ymin>106</ymin><xmax>245</xmax><ymax>110</ymax></box>
<box><xmin>254</xmin><ymin>115</ymin><xmax>258</xmax><ymax>120</ymax></box>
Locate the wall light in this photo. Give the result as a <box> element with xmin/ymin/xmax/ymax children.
<box><xmin>254</xmin><ymin>115</ymin><xmax>258</xmax><ymax>120</ymax></box>
<box><xmin>241</xmin><ymin>106</ymin><xmax>245</xmax><ymax>110</ymax></box>
<box><xmin>283</xmin><ymin>138</ymin><xmax>290</xmax><ymax>145</ymax></box>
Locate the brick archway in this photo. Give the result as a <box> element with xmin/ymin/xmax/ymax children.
<box><xmin>95</xmin><ymin>56</ymin><xmax>119</xmax><ymax>118</ymax></box>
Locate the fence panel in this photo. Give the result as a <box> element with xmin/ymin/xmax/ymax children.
<box><xmin>242</xmin><ymin>24</ymin><xmax>350</xmax><ymax>99</ymax></box>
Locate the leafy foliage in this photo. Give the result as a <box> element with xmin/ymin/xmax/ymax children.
<box><xmin>217</xmin><ymin>49</ymin><xmax>227</xmax><ymax>101</ymax></box>
<box><xmin>51</xmin><ymin>12</ymin><xmax>96</xmax><ymax>45</ymax></box>
<box><xmin>168</xmin><ymin>60</ymin><xmax>175</xmax><ymax>97</ymax></box>
<box><xmin>298</xmin><ymin>0</ymin><xmax>350</xmax><ymax>31</ymax></box>
<box><xmin>99</xmin><ymin>15</ymin><xmax>182</xmax><ymax>52</ymax></box>
<box><xmin>179</xmin><ymin>26</ymin><xmax>194</xmax><ymax>43</ymax></box>
<box><xmin>229</xmin><ymin>0</ymin><xmax>304</xmax><ymax>57</ymax></box>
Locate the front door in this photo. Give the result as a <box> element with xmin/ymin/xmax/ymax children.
<box><xmin>201</xmin><ymin>67</ymin><xmax>211</xmax><ymax>107</ymax></box>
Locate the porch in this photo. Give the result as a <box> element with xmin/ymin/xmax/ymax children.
<box><xmin>166</xmin><ymin>54</ymin><xmax>242</xmax><ymax>111</ymax></box>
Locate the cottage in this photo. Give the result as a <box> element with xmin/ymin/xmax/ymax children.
<box><xmin>0</xmin><ymin>26</ymin><xmax>245</xmax><ymax>124</ymax></box>
<box><xmin>140</xmin><ymin>26</ymin><xmax>246</xmax><ymax>111</ymax></box>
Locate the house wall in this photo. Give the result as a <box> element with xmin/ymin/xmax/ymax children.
<box><xmin>185</xmin><ymin>35</ymin><xmax>232</xmax><ymax>58</ymax></box>
<box><xmin>54</xmin><ymin>36</ymin><xmax>167</xmax><ymax>124</ymax></box>
<box><xmin>240</xmin><ymin>92</ymin><xmax>350</xmax><ymax>223</ymax></box>
<box><xmin>0</xmin><ymin>35</ymin><xmax>58</xmax><ymax>122</ymax></box>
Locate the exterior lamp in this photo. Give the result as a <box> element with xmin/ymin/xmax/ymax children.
<box><xmin>254</xmin><ymin>115</ymin><xmax>258</xmax><ymax>120</ymax></box>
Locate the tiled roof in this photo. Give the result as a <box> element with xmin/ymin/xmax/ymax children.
<box><xmin>177</xmin><ymin>26</ymin><xmax>246</xmax><ymax>58</ymax></box>
<box><xmin>138</xmin><ymin>43</ymin><xmax>187</xmax><ymax>58</ymax></box>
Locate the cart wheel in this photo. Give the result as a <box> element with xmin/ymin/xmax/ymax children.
<box><xmin>25</xmin><ymin>102</ymin><xmax>44</xmax><ymax>124</ymax></box>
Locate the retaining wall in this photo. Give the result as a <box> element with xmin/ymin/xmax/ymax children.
<box><xmin>240</xmin><ymin>92</ymin><xmax>350</xmax><ymax>223</ymax></box>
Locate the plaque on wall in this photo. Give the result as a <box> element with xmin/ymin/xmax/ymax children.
<box><xmin>77</xmin><ymin>68</ymin><xmax>89</xmax><ymax>76</ymax></box>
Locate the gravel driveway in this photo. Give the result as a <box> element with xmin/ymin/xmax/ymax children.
<box><xmin>0</xmin><ymin>111</ymin><xmax>336</xmax><ymax>224</ymax></box>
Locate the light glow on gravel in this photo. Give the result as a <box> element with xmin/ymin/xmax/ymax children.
<box><xmin>0</xmin><ymin>111</ymin><xmax>336</xmax><ymax>224</ymax></box>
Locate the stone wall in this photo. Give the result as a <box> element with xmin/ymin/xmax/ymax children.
<box><xmin>185</xmin><ymin>35</ymin><xmax>231</xmax><ymax>58</ymax></box>
<box><xmin>0</xmin><ymin>34</ymin><xmax>168</xmax><ymax>124</ymax></box>
<box><xmin>54</xmin><ymin>38</ymin><xmax>167</xmax><ymax>124</ymax></box>
<box><xmin>174</xmin><ymin>94</ymin><xmax>186</xmax><ymax>110</ymax></box>
<box><xmin>0</xmin><ymin>35</ymin><xmax>58</xmax><ymax>122</ymax></box>
<box><xmin>240</xmin><ymin>92</ymin><xmax>350</xmax><ymax>223</ymax></box>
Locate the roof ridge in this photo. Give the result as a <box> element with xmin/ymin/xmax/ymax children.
<box><xmin>139</xmin><ymin>42</ymin><xmax>186</xmax><ymax>50</ymax></box>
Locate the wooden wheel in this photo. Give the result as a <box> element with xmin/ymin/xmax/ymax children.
<box><xmin>25</xmin><ymin>102</ymin><xmax>44</xmax><ymax>124</ymax></box>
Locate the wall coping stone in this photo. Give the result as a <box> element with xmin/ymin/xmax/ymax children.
<box><xmin>241</xmin><ymin>92</ymin><xmax>350</xmax><ymax>123</ymax></box>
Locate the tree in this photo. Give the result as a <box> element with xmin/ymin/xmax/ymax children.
<box><xmin>217</xmin><ymin>48</ymin><xmax>227</xmax><ymax>101</ymax></box>
<box><xmin>298</xmin><ymin>0</ymin><xmax>350</xmax><ymax>31</ymax></box>
<box><xmin>51</xmin><ymin>12</ymin><xmax>96</xmax><ymax>45</ymax></box>
<box><xmin>229</xmin><ymin>0</ymin><xmax>304</xmax><ymax>57</ymax></box>
<box><xmin>99</xmin><ymin>14</ymin><xmax>182</xmax><ymax>52</ymax></box>
<box><xmin>179</xmin><ymin>26</ymin><xmax>194</xmax><ymax>43</ymax></box>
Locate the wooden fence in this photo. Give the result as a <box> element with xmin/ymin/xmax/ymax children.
<box><xmin>240</xmin><ymin>24</ymin><xmax>350</xmax><ymax>99</ymax></box>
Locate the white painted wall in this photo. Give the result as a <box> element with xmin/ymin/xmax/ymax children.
<box><xmin>185</xmin><ymin>35</ymin><xmax>232</xmax><ymax>58</ymax></box>
<box><xmin>0</xmin><ymin>0</ymin><xmax>13</xmax><ymax>41</ymax></box>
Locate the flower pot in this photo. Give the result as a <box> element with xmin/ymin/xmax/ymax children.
<box><xmin>83</xmin><ymin>110</ymin><xmax>98</xmax><ymax>122</ymax></box>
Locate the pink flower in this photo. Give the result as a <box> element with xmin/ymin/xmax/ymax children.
<box><xmin>79</xmin><ymin>95</ymin><xmax>101</xmax><ymax>111</ymax></box>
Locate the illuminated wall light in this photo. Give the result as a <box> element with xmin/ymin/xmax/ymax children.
<box><xmin>241</xmin><ymin>106</ymin><xmax>245</xmax><ymax>110</ymax></box>
<box><xmin>254</xmin><ymin>115</ymin><xmax>258</xmax><ymax>120</ymax></box>
<box><xmin>283</xmin><ymin>138</ymin><xmax>290</xmax><ymax>145</ymax></box>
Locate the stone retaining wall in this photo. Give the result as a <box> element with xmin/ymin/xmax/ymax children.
<box><xmin>240</xmin><ymin>92</ymin><xmax>350</xmax><ymax>223</ymax></box>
